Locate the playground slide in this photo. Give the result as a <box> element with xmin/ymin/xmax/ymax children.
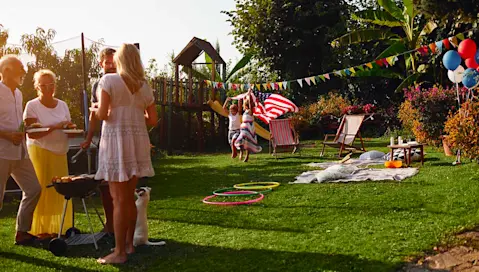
<box><xmin>207</xmin><ymin>100</ymin><xmax>271</xmax><ymax>141</ymax></box>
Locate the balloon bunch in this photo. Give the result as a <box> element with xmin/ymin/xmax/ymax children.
<box><xmin>443</xmin><ymin>39</ymin><xmax>479</xmax><ymax>89</ymax></box>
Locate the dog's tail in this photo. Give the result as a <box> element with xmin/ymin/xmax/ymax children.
<box><xmin>145</xmin><ymin>240</ymin><xmax>166</xmax><ymax>246</ymax></box>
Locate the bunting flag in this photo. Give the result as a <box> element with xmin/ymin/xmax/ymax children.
<box><xmin>296</xmin><ymin>79</ymin><xmax>303</xmax><ymax>88</ymax></box>
<box><xmin>251</xmin><ymin>91</ymin><xmax>299</xmax><ymax>124</ymax></box>
<box><xmin>449</xmin><ymin>36</ymin><xmax>459</xmax><ymax>48</ymax></box>
<box><xmin>208</xmin><ymin>30</ymin><xmax>473</xmax><ymax>92</ymax></box>
<box><xmin>305</xmin><ymin>77</ymin><xmax>311</xmax><ymax>86</ymax></box>
<box><xmin>436</xmin><ymin>41</ymin><xmax>443</xmax><ymax>52</ymax></box>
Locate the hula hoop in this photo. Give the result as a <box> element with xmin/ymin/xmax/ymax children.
<box><xmin>202</xmin><ymin>192</ymin><xmax>264</xmax><ymax>205</ymax></box>
<box><xmin>233</xmin><ymin>182</ymin><xmax>280</xmax><ymax>190</ymax></box>
<box><xmin>213</xmin><ymin>187</ymin><xmax>272</xmax><ymax>196</ymax></box>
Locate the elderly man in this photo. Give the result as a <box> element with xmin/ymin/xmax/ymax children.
<box><xmin>0</xmin><ymin>55</ymin><xmax>41</xmax><ymax>245</ymax></box>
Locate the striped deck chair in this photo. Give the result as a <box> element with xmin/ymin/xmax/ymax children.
<box><xmin>320</xmin><ymin>114</ymin><xmax>366</xmax><ymax>157</ymax></box>
<box><xmin>269</xmin><ymin>118</ymin><xmax>300</xmax><ymax>157</ymax></box>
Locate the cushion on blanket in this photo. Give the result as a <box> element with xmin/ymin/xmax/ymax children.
<box><xmin>314</xmin><ymin>165</ymin><xmax>357</xmax><ymax>183</ymax></box>
<box><xmin>359</xmin><ymin>151</ymin><xmax>386</xmax><ymax>160</ymax></box>
<box><xmin>383</xmin><ymin>148</ymin><xmax>422</xmax><ymax>162</ymax></box>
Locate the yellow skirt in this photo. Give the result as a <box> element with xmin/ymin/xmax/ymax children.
<box><xmin>28</xmin><ymin>144</ymin><xmax>72</xmax><ymax>235</ymax></box>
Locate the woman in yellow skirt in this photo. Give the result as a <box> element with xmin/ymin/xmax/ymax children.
<box><xmin>23</xmin><ymin>69</ymin><xmax>75</xmax><ymax>238</ymax></box>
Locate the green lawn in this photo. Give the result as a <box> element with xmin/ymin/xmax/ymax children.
<box><xmin>1</xmin><ymin>139</ymin><xmax>479</xmax><ymax>272</ymax></box>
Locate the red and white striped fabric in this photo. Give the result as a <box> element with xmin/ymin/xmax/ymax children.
<box><xmin>269</xmin><ymin>119</ymin><xmax>296</xmax><ymax>146</ymax></box>
<box><xmin>231</xmin><ymin>91</ymin><xmax>298</xmax><ymax>124</ymax></box>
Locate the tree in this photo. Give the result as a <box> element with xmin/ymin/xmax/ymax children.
<box><xmin>332</xmin><ymin>0</ymin><xmax>438</xmax><ymax>92</ymax></box>
<box><xmin>413</xmin><ymin>0</ymin><xmax>479</xmax><ymax>23</ymax></box>
<box><xmin>225</xmin><ymin>0</ymin><xmax>353</xmax><ymax>102</ymax></box>
<box><xmin>0</xmin><ymin>25</ymin><xmax>22</xmax><ymax>58</ymax></box>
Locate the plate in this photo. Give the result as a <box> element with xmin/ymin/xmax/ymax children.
<box><xmin>63</xmin><ymin>129</ymin><xmax>84</xmax><ymax>134</ymax></box>
<box><xmin>26</xmin><ymin>128</ymin><xmax>49</xmax><ymax>133</ymax></box>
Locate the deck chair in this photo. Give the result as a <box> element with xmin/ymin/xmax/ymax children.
<box><xmin>320</xmin><ymin>114</ymin><xmax>366</xmax><ymax>157</ymax></box>
<box><xmin>269</xmin><ymin>118</ymin><xmax>300</xmax><ymax>157</ymax></box>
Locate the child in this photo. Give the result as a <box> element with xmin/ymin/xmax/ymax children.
<box><xmin>234</xmin><ymin>91</ymin><xmax>262</xmax><ymax>162</ymax></box>
<box><xmin>223</xmin><ymin>97</ymin><xmax>241</xmax><ymax>158</ymax></box>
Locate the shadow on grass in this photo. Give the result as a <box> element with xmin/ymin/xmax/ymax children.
<box><xmin>42</xmin><ymin>239</ymin><xmax>399</xmax><ymax>272</ymax></box>
<box><xmin>0</xmin><ymin>251</ymin><xmax>97</xmax><ymax>271</ymax></box>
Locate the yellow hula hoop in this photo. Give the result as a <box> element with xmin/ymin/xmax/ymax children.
<box><xmin>233</xmin><ymin>182</ymin><xmax>280</xmax><ymax>190</ymax></box>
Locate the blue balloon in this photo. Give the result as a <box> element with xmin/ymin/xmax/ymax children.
<box><xmin>443</xmin><ymin>50</ymin><xmax>462</xmax><ymax>70</ymax></box>
<box><xmin>462</xmin><ymin>68</ymin><xmax>479</xmax><ymax>88</ymax></box>
<box><xmin>475</xmin><ymin>50</ymin><xmax>479</xmax><ymax>65</ymax></box>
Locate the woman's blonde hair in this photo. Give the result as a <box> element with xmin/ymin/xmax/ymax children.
<box><xmin>33</xmin><ymin>69</ymin><xmax>56</xmax><ymax>96</ymax></box>
<box><xmin>114</xmin><ymin>43</ymin><xmax>145</xmax><ymax>94</ymax></box>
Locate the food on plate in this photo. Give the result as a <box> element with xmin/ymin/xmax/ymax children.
<box><xmin>64</xmin><ymin>123</ymin><xmax>77</xmax><ymax>129</ymax></box>
<box><xmin>29</xmin><ymin>123</ymin><xmax>43</xmax><ymax>128</ymax></box>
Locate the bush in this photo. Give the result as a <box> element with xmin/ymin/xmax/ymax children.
<box><xmin>444</xmin><ymin>101</ymin><xmax>479</xmax><ymax>160</ymax></box>
<box><xmin>398</xmin><ymin>85</ymin><xmax>461</xmax><ymax>146</ymax></box>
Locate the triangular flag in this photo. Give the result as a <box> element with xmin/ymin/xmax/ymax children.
<box><xmin>218</xmin><ymin>82</ymin><xmax>223</xmax><ymax>89</ymax></box>
<box><xmin>386</xmin><ymin>56</ymin><xmax>395</xmax><ymax>66</ymax></box>
<box><xmin>318</xmin><ymin>75</ymin><xmax>326</xmax><ymax>82</ymax></box>
<box><xmin>278</xmin><ymin>82</ymin><xmax>283</xmax><ymax>90</ymax></box>
<box><xmin>382</xmin><ymin>58</ymin><xmax>389</xmax><ymax>66</ymax></box>
<box><xmin>449</xmin><ymin>36</ymin><xmax>459</xmax><ymax>48</ymax></box>
<box><xmin>357</xmin><ymin>65</ymin><xmax>364</xmax><ymax>71</ymax></box>
<box><xmin>305</xmin><ymin>77</ymin><xmax>311</xmax><ymax>86</ymax></box>
<box><xmin>267</xmin><ymin>82</ymin><xmax>272</xmax><ymax>90</ymax></box>
<box><xmin>457</xmin><ymin>33</ymin><xmax>465</xmax><ymax>41</ymax></box>
<box><xmin>324</xmin><ymin>73</ymin><xmax>330</xmax><ymax>80</ymax></box>
<box><xmin>274</xmin><ymin>83</ymin><xmax>279</xmax><ymax>90</ymax></box>
<box><xmin>365</xmin><ymin>63</ymin><xmax>373</xmax><ymax>69</ymax></box>
<box><xmin>263</xmin><ymin>83</ymin><xmax>268</xmax><ymax>90</ymax></box>
<box><xmin>310</xmin><ymin>76</ymin><xmax>316</xmax><ymax>85</ymax></box>
<box><xmin>205</xmin><ymin>80</ymin><xmax>210</xmax><ymax>87</ymax></box>
<box><xmin>282</xmin><ymin>81</ymin><xmax>288</xmax><ymax>89</ymax></box>
<box><xmin>245</xmin><ymin>83</ymin><xmax>249</xmax><ymax>90</ymax></box>
<box><xmin>429</xmin><ymin>43</ymin><xmax>437</xmax><ymax>53</ymax></box>
<box><xmin>442</xmin><ymin>38</ymin><xmax>451</xmax><ymax>50</ymax></box>
<box><xmin>296</xmin><ymin>79</ymin><xmax>303</xmax><ymax>88</ymax></box>
<box><xmin>375</xmin><ymin>60</ymin><xmax>384</xmax><ymax>67</ymax></box>
<box><xmin>394</xmin><ymin>56</ymin><xmax>399</xmax><ymax>61</ymax></box>
<box><xmin>334</xmin><ymin>71</ymin><xmax>342</xmax><ymax>77</ymax></box>
<box><xmin>435</xmin><ymin>41</ymin><xmax>443</xmax><ymax>52</ymax></box>
<box><xmin>349</xmin><ymin>67</ymin><xmax>356</xmax><ymax>74</ymax></box>
<box><xmin>240</xmin><ymin>84</ymin><xmax>244</xmax><ymax>91</ymax></box>
<box><xmin>344</xmin><ymin>69</ymin><xmax>352</xmax><ymax>76</ymax></box>
<box><xmin>256</xmin><ymin>84</ymin><xmax>261</xmax><ymax>91</ymax></box>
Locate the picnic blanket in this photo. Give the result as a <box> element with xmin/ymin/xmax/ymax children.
<box><xmin>291</xmin><ymin>165</ymin><xmax>418</xmax><ymax>184</ymax></box>
<box><xmin>306</xmin><ymin>158</ymin><xmax>386</xmax><ymax>169</ymax></box>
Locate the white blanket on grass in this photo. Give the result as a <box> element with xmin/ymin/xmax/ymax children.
<box><xmin>306</xmin><ymin>159</ymin><xmax>386</xmax><ymax>169</ymax></box>
<box><xmin>291</xmin><ymin>166</ymin><xmax>418</xmax><ymax>184</ymax></box>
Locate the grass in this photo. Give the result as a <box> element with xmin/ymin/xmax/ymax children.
<box><xmin>2</xmin><ymin>138</ymin><xmax>479</xmax><ymax>271</ymax></box>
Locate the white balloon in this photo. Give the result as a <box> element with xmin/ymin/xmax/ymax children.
<box><xmin>448</xmin><ymin>65</ymin><xmax>465</xmax><ymax>83</ymax></box>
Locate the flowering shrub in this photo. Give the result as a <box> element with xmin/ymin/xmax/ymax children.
<box><xmin>444</xmin><ymin>101</ymin><xmax>479</xmax><ymax>159</ymax></box>
<box><xmin>398</xmin><ymin>85</ymin><xmax>461</xmax><ymax>146</ymax></box>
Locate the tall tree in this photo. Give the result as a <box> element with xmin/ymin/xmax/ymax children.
<box><xmin>225</xmin><ymin>0</ymin><xmax>352</xmax><ymax>102</ymax></box>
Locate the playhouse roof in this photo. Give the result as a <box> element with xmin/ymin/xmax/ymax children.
<box><xmin>173</xmin><ymin>37</ymin><xmax>225</xmax><ymax>66</ymax></box>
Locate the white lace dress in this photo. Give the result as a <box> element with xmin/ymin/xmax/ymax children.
<box><xmin>94</xmin><ymin>74</ymin><xmax>155</xmax><ymax>182</ymax></box>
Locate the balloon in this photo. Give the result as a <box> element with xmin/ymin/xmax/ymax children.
<box><xmin>443</xmin><ymin>50</ymin><xmax>462</xmax><ymax>70</ymax></box>
<box><xmin>466</xmin><ymin>58</ymin><xmax>479</xmax><ymax>69</ymax></box>
<box><xmin>458</xmin><ymin>39</ymin><xmax>477</xmax><ymax>59</ymax></box>
<box><xmin>462</xmin><ymin>68</ymin><xmax>479</xmax><ymax>88</ymax></box>
<box><xmin>475</xmin><ymin>50</ymin><xmax>479</xmax><ymax>64</ymax></box>
<box><xmin>448</xmin><ymin>65</ymin><xmax>465</xmax><ymax>83</ymax></box>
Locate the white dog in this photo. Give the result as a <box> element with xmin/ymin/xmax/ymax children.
<box><xmin>133</xmin><ymin>187</ymin><xmax>166</xmax><ymax>247</ymax></box>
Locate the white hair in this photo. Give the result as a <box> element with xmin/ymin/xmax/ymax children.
<box><xmin>0</xmin><ymin>54</ymin><xmax>22</xmax><ymax>76</ymax></box>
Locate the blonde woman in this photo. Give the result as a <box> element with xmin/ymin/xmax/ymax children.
<box><xmin>95</xmin><ymin>44</ymin><xmax>158</xmax><ymax>264</ymax></box>
<box><xmin>23</xmin><ymin>69</ymin><xmax>75</xmax><ymax>238</ymax></box>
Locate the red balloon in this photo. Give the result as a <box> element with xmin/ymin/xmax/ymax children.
<box><xmin>458</xmin><ymin>39</ymin><xmax>477</xmax><ymax>59</ymax></box>
<box><xmin>477</xmin><ymin>67</ymin><xmax>479</xmax><ymax>73</ymax></box>
<box><xmin>465</xmin><ymin>58</ymin><xmax>479</xmax><ymax>69</ymax></box>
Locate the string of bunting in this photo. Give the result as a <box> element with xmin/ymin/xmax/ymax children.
<box><xmin>204</xmin><ymin>30</ymin><xmax>475</xmax><ymax>92</ymax></box>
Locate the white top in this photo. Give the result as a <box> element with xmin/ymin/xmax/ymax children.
<box><xmin>94</xmin><ymin>74</ymin><xmax>155</xmax><ymax>182</ymax></box>
<box><xmin>0</xmin><ymin>82</ymin><xmax>28</xmax><ymax>160</ymax></box>
<box><xmin>23</xmin><ymin>98</ymin><xmax>71</xmax><ymax>155</ymax></box>
<box><xmin>228</xmin><ymin>113</ymin><xmax>241</xmax><ymax>130</ymax></box>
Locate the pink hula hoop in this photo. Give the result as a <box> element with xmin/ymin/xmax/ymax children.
<box><xmin>202</xmin><ymin>191</ymin><xmax>264</xmax><ymax>205</ymax></box>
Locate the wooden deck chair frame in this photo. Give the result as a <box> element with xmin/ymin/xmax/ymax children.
<box><xmin>320</xmin><ymin>114</ymin><xmax>366</xmax><ymax>157</ymax></box>
<box><xmin>268</xmin><ymin>118</ymin><xmax>300</xmax><ymax>157</ymax></box>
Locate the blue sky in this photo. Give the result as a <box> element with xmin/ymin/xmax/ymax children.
<box><xmin>2</xmin><ymin>0</ymin><xmax>241</xmax><ymax>70</ymax></box>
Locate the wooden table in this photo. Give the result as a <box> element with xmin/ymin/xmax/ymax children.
<box><xmin>387</xmin><ymin>144</ymin><xmax>424</xmax><ymax>167</ymax></box>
